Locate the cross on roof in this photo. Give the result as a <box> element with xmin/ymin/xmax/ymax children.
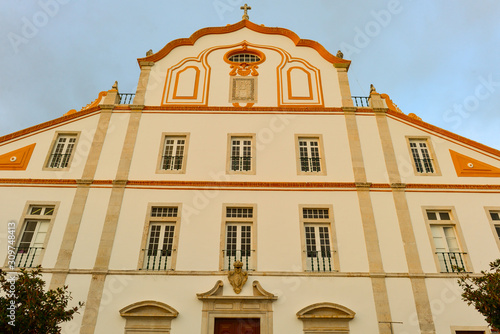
<box><xmin>241</xmin><ymin>4</ymin><xmax>251</xmax><ymax>20</ymax></box>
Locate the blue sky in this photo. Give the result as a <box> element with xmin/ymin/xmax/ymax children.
<box><xmin>1</xmin><ymin>0</ymin><xmax>499</xmax><ymax>150</ymax></box>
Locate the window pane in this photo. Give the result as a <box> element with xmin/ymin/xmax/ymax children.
<box><xmin>490</xmin><ymin>212</ymin><xmax>500</xmax><ymax>221</ymax></box>
<box><xmin>439</xmin><ymin>212</ymin><xmax>450</xmax><ymax>220</ymax></box>
<box><xmin>427</xmin><ymin>212</ymin><xmax>437</xmax><ymax>220</ymax></box>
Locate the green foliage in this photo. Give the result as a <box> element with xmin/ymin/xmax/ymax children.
<box><xmin>457</xmin><ymin>259</ymin><xmax>500</xmax><ymax>330</ymax></box>
<box><xmin>0</xmin><ymin>267</ymin><xmax>83</xmax><ymax>334</ymax></box>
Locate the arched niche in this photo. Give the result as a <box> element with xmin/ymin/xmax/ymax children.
<box><xmin>120</xmin><ymin>300</ymin><xmax>179</xmax><ymax>333</ymax></box>
<box><xmin>296</xmin><ymin>302</ymin><xmax>355</xmax><ymax>334</ymax></box>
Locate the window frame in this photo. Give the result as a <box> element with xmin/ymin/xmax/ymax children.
<box><xmin>406</xmin><ymin>136</ymin><xmax>441</xmax><ymax>176</ymax></box>
<box><xmin>4</xmin><ymin>201</ymin><xmax>59</xmax><ymax>268</ymax></box>
<box><xmin>485</xmin><ymin>206</ymin><xmax>500</xmax><ymax>251</ymax></box>
<box><xmin>295</xmin><ymin>134</ymin><xmax>327</xmax><ymax>176</ymax></box>
<box><xmin>450</xmin><ymin>325</ymin><xmax>491</xmax><ymax>334</ymax></box>
<box><xmin>138</xmin><ymin>203</ymin><xmax>182</xmax><ymax>271</ymax></box>
<box><xmin>43</xmin><ymin>131</ymin><xmax>81</xmax><ymax>171</ymax></box>
<box><xmin>226</xmin><ymin>134</ymin><xmax>256</xmax><ymax>175</ymax></box>
<box><xmin>422</xmin><ymin>206</ymin><xmax>472</xmax><ymax>273</ymax></box>
<box><xmin>156</xmin><ymin>132</ymin><xmax>190</xmax><ymax>174</ymax></box>
<box><xmin>219</xmin><ymin>204</ymin><xmax>257</xmax><ymax>271</ymax></box>
<box><xmin>299</xmin><ymin>205</ymin><xmax>339</xmax><ymax>272</ymax></box>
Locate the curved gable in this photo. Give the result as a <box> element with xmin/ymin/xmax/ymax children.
<box><xmin>137</xmin><ymin>20</ymin><xmax>350</xmax><ymax>69</ymax></box>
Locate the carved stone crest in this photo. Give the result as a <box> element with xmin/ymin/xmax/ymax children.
<box><xmin>227</xmin><ymin>261</ymin><xmax>248</xmax><ymax>294</ymax></box>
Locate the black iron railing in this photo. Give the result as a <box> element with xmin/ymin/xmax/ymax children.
<box><xmin>414</xmin><ymin>158</ymin><xmax>434</xmax><ymax>173</ymax></box>
<box><xmin>300</xmin><ymin>157</ymin><xmax>321</xmax><ymax>172</ymax></box>
<box><xmin>223</xmin><ymin>249</ymin><xmax>253</xmax><ymax>271</ymax></box>
<box><xmin>143</xmin><ymin>249</ymin><xmax>173</xmax><ymax>270</ymax></box>
<box><xmin>15</xmin><ymin>247</ymin><xmax>43</xmax><ymax>268</ymax></box>
<box><xmin>306</xmin><ymin>250</ymin><xmax>334</xmax><ymax>272</ymax></box>
<box><xmin>162</xmin><ymin>156</ymin><xmax>183</xmax><ymax>170</ymax></box>
<box><xmin>352</xmin><ymin>96</ymin><xmax>370</xmax><ymax>107</ymax></box>
<box><xmin>118</xmin><ymin>93</ymin><xmax>135</xmax><ymax>104</ymax></box>
<box><xmin>436</xmin><ymin>252</ymin><xmax>467</xmax><ymax>273</ymax></box>
<box><xmin>231</xmin><ymin>156</ymin><xmax>252</xmax><ymax>171</ymax></box>
<box><xmin>48</xmin><ymin>153</ymin><xmax>72</xmax><ymax>168</ymax></box>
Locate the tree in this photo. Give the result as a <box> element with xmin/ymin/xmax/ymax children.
<box><xmin>457</xmin><ymin>259</ymin><xmax>500</xmax><ymax>330</ymax></box>
<box><xmin>0</xmin><ymin>266</ymin><xmax>84</xmax><ymax>334</ymax></box>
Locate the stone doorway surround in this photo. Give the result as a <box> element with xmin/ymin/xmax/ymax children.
<box><xmin>197</xmin><ymin>280</ymin><xmax>277</xmax><ymax>334</ymax></box>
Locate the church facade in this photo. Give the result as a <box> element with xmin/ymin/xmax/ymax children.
<box><xmin>1</xmin><ymin>16</ymin><xmax>500</xmax><ymax>334</ymax></box>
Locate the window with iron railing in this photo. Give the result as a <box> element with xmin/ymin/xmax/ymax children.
<box><xmin>161</xmin><ymin>136</ymin><xmax>186</xmax><ymax>171</ymax></box>
<box><xmin>427</xmin><ymin>210</ymin><xmax>467</xmax><ymax>273</ymax></box>
<box><xmin>301</xmin><ymin>207</ymin><xmax>336</xmax><ymax>272</ymax></box>
<box><xmin>142</xmin><ymin>206</ymin><xmax>180</xmax><ymax>271</ymax></box>
<box><xmin>409</xmin><ymin>139</ymin><xmax>435</xmax><ymax>174</ymax></box>
<box><xmin>223</xmin><ymin>206</ymin><xmax>255</xmax><ymax>271</ymax></box>
<box><xmin>46</xmin><ymin>134</ymin><xmax>77</xmax><ymax>169</ymax></box>
<box><xmin>231</xmin><ymin>137</ymin><xmax>252</xmax><ymax>172</ymax></box>
<box><xmin>298</xmin><ymin>137</ymin><xmax>323</xmax><ymax>173</ymax></box>
<box><xmin>14</xmin><ymin>205</ymin><xmax>55</xmax><ymax>268</ymax></box>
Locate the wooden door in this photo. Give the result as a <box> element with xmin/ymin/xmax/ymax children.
<box><xmin>214</xmin><ymin>318</ymin><xmax>260</xmax><ymax>334</ymax></box>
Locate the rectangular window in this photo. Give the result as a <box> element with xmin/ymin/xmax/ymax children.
<box><xmin>162</xmin><ymin>137</ymin><xmax>185</xmax><ymax>170</ymax></box>
<box><xmin>295</xmin><ymin>135</ymin><xmax>326</xmax><ymax>175</ymax></box>
<box><xmin>408</xmin><ymin>138</ymin><xmax>437</xmax><ymax>174</ymax></box>
<box><xmin>300</xmin><ymin>206</ymin><xmax>338</xmax><ymax>272</ymax></box>
<box><xmin>227</xmin><ymin>134</ymin><xmax>256</xmax><ymax>174</ymax></box>
<box><xmin>222</xmin><ymin>205</ymin><xmax>255</xmax><ymax>271</ymax></box>
<box><xmin>426</xmin><ymin>210</ymin><xmax>467</xmax><ymax>273</ymax></box>
<box><xmin>142</xmin><ymin>206</ymin><xmax>181</xmax><ymax>270</ymax></box>
<box><xmin>45</xmin><ymin>133</ymin><xmax>78</xmax><ymax>169</ymax></box>
<box><xmin>156</xmin><ymin>133</ymin><xmax>189</xmax><ymax>174</ymax></box>
<box><xmin>15</xmin><ymin>204</ymin><xmax>56</xmax><ymax>268</ymax></box>
<box><xmin>486</xmin><ymin>208</ymin><xmax>500</xmax><ymax>250</ymax></box>
<box><xmin>490</xmin><ymin>211</ymin><xmax>500</xmax><ymax>240</ymax></box>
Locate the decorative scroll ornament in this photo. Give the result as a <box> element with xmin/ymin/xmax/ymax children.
<box><xmin>229</xmin><ymin>63</ymin><xmax>259</xmax><ymax>77</ymax></box>
<box><xmin>228</xmin><ymin>261</ymin><xmax>248</xmax><ymax>294</ymax></box>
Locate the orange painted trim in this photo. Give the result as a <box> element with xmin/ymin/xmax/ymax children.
<box><xmin>142</xmin><ymin>106</ymin><xmax>344</xmax><ymax>112</ymax></box>
<box><xmin>386</xmin><ymin>110</ymin><xmax>500</xmax><ymax>159</ymax></box>
<box><xmin>0</xmin><ymin>107</ymin><xmax>101</xmax><ymax>145</ymax></box>
<box><xmin>172</xmin><ymin>66</ymin><xmax>200</xmax><ymax>99</ymax></box>
<box><xmin>449</xmin><ymin>149</ymin><xmax>500</xmax><ymax>177</ymax></box>
<box><xmin>0</xmin><ymin>179</ymin><xmax>499</xmax><ymax>192</ymax></box>
<box><xmin>287</xmin><ymin>67</ymin><xmax>313</xmax><ymax>100</ymax></box>
<box><xmin>137</xmin><ymin>20</ymin><xmax>350</xmax><ymax>69</ymax></box>
<box><xmin>0</xmin><ymin>179</ymin><xmax>77</xmax><ymax>185</ymax></box>
<box><xmin>0</xmin><ymin>143</ymin><xmax>36</xmax><ymax>170</ymax></box>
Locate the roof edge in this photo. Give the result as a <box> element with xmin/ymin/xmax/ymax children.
<box><xmin>0</xmin><ymin>106</ymin><xmax>101</xmax><ymax>145</ymax></box>
<box><xmin>137</xmin><ymin>20</ymin><xmax>351</xmax><ymax>68</ymax></box>
<box><xmin>387</xmin><ymin>109</ymin><xmax>500</xmax><ymax>159</ymax></box>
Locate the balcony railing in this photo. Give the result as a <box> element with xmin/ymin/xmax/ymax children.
<box><xmin>223</xmin><ymin>249</ymin><xmax>253</xmax><ymax>271</ymax></box>
<box><xmin>118</xmin><ymin>93</ymin><xmax>135</xmax><ymax>104</ymax></box>
<box><xmin>436</xmin><ymin>252</ymin><xmax>467</xmax><ymax>273</ymax></box>
<box><xmin>300</xmin><ymin>157</ymin><xmax>321</xmax><ymax>172</ymax></box>
<box><xmin>352</xmin><ymin>96</ymin><xmax>370</xmax><ymax>107</ymax></box>
<box><xmin>47</xmin><ymin>153</ymin><xmax>72</xmax><ymax>168</ymax></box>
<box><xmin>15</xmin><ymin>247</ymin><xmax>43</xmax><ymax>268</ymax></box>
<box><xmin>306</xmin><ymin>250</ymin><xmax>334</xmax><ymax>272</ymax></box>
<box><xmin>143</xmin><ymin>249</ymin><xmax>173</xmax><ymax>271</ymax></box>
<box><xmin>414</xmin><ymin>158</ymin><xmax>434</xmax><ymax>173</ymax></box>
<box><xmin>230</xmin><ymin>156</ymin><xmax>252</xmax><ymax>171</ymax></box>
<box><xmin>161</xmin><ymin>156</ymin><xmax>184</xmax><ymax>170</ymax></box>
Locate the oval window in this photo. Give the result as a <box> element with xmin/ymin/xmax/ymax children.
<box><xmin>228</xmin><ymin>53</ymin><xmax>261</xmax><ymax>63</ymax></box>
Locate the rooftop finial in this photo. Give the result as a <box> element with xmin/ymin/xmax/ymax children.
<box><xmin>370</xmin><ymin>84</ymin><xmax>377</xmax><ymax>94</ymax></box>
<box><xmin>336</xmin><ymin>50</ymin><xmax>344</xmax><ymax>59</ymax></box>
<box><xmin>146</xmin><ymin>49</ymin><xmax>153</xmax><ymax>56</ymax></box>
<box><xmin>241</xmin><ymin>3</ymin><xmax>251</xmax><ymax>20</ymax></box>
